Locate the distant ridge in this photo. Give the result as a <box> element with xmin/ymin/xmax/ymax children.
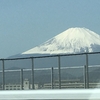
<box><xmin>22</xmin><ymin>27</ymin><xmax>100</xmax><ymax>55</ymax></box>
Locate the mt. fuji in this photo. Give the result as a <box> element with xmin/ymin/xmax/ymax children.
<box><xmin>22</xmin><ymin>27</ymin><xmax>100</xmax><ymax>55</ymax></box>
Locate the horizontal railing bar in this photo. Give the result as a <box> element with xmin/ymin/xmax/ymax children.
<box><xmin>0</xmin><ymin>65</ymin><xmax>100</xmax><ymax>72</ymax></box>
<box><xmin>0</xmin><ymin>51</ymin><xmax>100</xmax><ymax>61</ymax></box>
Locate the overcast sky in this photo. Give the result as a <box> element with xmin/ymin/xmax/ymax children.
<box><xmin>0</xmin><ymin>0</ymin><xmax>100</xmax><ymax>58</ymax></box>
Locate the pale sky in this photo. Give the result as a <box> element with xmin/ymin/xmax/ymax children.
<box><xmin>0</xmin><ymin>0</ymin><xmax>100</xmax><ymax>58</ymax></box>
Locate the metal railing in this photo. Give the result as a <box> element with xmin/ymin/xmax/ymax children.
<box><xmin>0</xmin><ymin>52</ymin><xmax>100</xmax><ymax>90</ymax></box>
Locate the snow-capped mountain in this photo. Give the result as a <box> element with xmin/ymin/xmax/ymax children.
<box><xmin>22</xmin><ymin>27</ymin><xmax>100</xmax><ymax>55</ymax></box>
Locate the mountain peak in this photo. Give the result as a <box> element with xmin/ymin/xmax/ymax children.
<box><xmin>22</xmin><ymin>27</ymin><xmax>100</xmax><ymax>55</ymax></box>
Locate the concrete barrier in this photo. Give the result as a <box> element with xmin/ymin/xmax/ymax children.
<box><xmin>0</xmin><ymin>89</ymin><xmax>100</xmax><ymax>99</ymax></box>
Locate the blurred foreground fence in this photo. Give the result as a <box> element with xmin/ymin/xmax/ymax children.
<box><xmin>0</xmin><ymin>52</ymin><xmax>100</xmax><ymax>90</ymax></box>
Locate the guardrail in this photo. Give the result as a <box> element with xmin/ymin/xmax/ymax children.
<box><xmin>0</xmin><ymin>89</ymin><xmax>100</xmax><ymax>99</ymax></box>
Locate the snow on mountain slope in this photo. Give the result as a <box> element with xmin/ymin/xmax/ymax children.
<box><xmin>22</xmin><ymin>27</ymin><xmax>100</xmax><ymax>54</ymax></box>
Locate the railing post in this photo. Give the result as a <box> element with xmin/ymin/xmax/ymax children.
<box><xmin>58</xmin><ymin>56</ymin><xmax>61</xmax><ymax>89</ymax></box>
<box><xmin>51</xmin><ymin>67</ymin><xmax>54</xmax><ymax>89</ymax></box>
<box><xmin>20</xmin><ymin>68</ymin><xmax>23</xmax><ymax>90</ymax></box>
<box><xmin>86</xmin><ymin>53</ymin><xmax>89</xmax><ymax>88</ymax></box>
<box><xmin>2</xmin><ymin>59</ymin><xmax>5</xmax><ymax>90</ymax></box>
<box><xmin>84</xmin><ymin>65</ymin><xmax>86</xmax><ymax>88</ymax></box>
<box><xmin>31</xmin><ymin>58</ymin><xmax>34</xmax><ymax>89</ymax></box>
